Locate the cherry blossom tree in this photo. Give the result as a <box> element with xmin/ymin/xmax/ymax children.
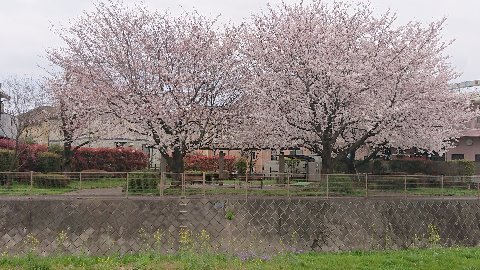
<box><xmin>244</xmin><ymin>1</ymin><xmax>476</xmax><ymax>173</ymax></box>
<box><xmin>46</xmin><ymin>73</ymin><xmax>108</xmax><ymax>171</ymax></box>
<box><xmin>48</xmin><ymin>2</ymin><xmax>248</xmax><ymax>175</ymax></box>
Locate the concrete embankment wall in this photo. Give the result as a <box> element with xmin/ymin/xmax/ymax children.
<box><xmin>0</xmin><ymin>198</ymin><xmax>478</xmax><ymax>255</ymax></box>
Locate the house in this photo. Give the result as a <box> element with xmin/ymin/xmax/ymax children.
<box><xmin>0</xmin><ymin>89</ymin><xmax>16</xmax><ymax>139</ymax></box>
<box><xmin>21</xmin><ymin>105</ymin><xmax>163</xmax><ymax>168</ymax></box>
<box><xmin>445</xmin><ymin>92</ymin><xmax>480</xmax><ymax>161</ymax></box>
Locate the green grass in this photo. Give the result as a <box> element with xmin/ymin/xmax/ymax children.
<box><xmin>407</xmin><ymin>187</ymin><xmax>479</xmax><ymax>197</ymax></box>
<box><xmin>0</xmin><ymin>176</ymin><xmax>477</xmax><ymax>198</ymax></box>
<box><xmin>72</xmin><ymin>178</ymin><xmax>126</xmax><ymax>189</ymax></box>
<box><xmin>2</xmin><ymin>247</ymin><xmax>480</xmax><ymax>269</ymax></box>
<box><xmin>0</xmin><ymin>183</ymin><xmax>74</xmax><ymax>195</ymax></box>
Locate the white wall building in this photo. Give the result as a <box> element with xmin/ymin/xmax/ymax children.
<box><xmin>0</xmin><ymin>90</ymin><xmax>16</xmax><ymax>139</ymax></box>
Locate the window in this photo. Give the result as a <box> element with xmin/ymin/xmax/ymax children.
<box><xmin>475</xmin><ymin>155</ymin><xmax>480</xmax><ymax>162</ymax></box>
<box><xmin>451</xmin><ymin>154</ymin><xmax>465</xmax><ymax>160</ymax></box>
<box><xmin>114</xmin><ymin>141</ymin><xmax>127</xmax><ymax>148</ymax></box>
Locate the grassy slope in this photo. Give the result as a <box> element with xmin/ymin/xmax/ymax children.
<box><xmin>2</xmin><ymin>247</ymin><xmax>480</xmax><ymax>270</ymax></box>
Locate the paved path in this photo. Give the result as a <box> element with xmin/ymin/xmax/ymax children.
<box><xmin>65</xmin><ymin>187</ymin><xmax>123</xmax><ymax>196</ymax></box>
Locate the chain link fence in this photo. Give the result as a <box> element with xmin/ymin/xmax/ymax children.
<box><xmin>0</xmin><ymin>198</ymin><xmax>479</xmax><ymax>256</ymax></box>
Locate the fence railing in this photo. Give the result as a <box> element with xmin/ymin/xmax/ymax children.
<box><xmin>0</xmin><ymin>171</ymin><xmax>479</xmax><ymax>199</ymax></box>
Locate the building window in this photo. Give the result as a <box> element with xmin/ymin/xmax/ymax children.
<box><xmin>114</xmin><ymin>141</ymin><xmax>127</xmax><ymax>148</ymax></box>
<box><xmin>476</xmin><ymin>155</ymin><xmax>480</xmax><ymax>162</ymax></box>
<box><xmin>451</xmin><ymin>154</ymin><xmax>465</xmax><ymax>160</ymax></box>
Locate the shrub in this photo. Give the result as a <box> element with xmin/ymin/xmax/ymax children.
<box><xmin>128</xmin><ymin>171</ymin><xmax>159</xmax><ymax>193</ymax></box>
<box><xmin>443</xmin><ymin>160</ymin><xmax>475</xmax><ymax>176</ymax></box>
<box><xmin>47</xmin><ymin>144</ymin><xmax>64</xmax><ymax>155</ymax></box>
<box><xmin>184</xmin><ymin>154</ymin><xmax>236</xmax><ymax>172</ymax></box>
<box><xmin>33</xmin><ymin>174</ymin><xmax>70</xmax><ymax>188</ymax></box>
<box><xmin>372</xmin><ymin>160</ymin><xmax>386</xmax><ymax>174</ymax></box>
<box><xmin>388</xmin><ymin>160</ymin><xmax>438</xmax><ymax>175</ymax></box>
<box><xmin>72</xmin><ymin>147</ymin><xmax>148</xmax><ymax>172</ymax></box>
<box><xmin>328</xmin><ymin>175</ymin><xmax>355</xmax><ymax>195</ymax></box>
<box><xmin>35</xmin><ymin>152</ymin><xmax>62</xmax><ymax>172</ymax></box>
<box><xmin>234</xmin><ymin>158</ymin><xmax>248</xmax><ymax>175</ymax></box>
<box><xmin>0</xmin><ymin>149</ymin><xmax>14</xmax><ymax>171</ymax></box>
<box><xmin>356</xmin><ymin>159</ymin><xmax>476</xmax><ymax>176</ymax></box>
<box><xmin>0</xmin><ymin>138</ymin><xmax>48</xmax><ymax>171</ymax></box>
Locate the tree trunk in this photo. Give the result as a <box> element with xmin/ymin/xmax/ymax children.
<box><xmin>63</xmin><ymin>141</ymin><xmax>74</xmax><ymax>172</ymax></box>
<box><xmin>278</xmin><ymin>152</ymin><xmax>285</xmax><ymax>184</ymax></box>
<box><xmin>320</xmin><ymin>144</ymin><xmax>333</xmax><ymax>174</ymax></box>
<box><xmin>166</xmin><ymin>147</ymin><xmax>185</xmax><ymax>187</ymax></box>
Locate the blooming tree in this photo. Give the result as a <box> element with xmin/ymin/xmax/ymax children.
<box><xmin>47</xmin><ymin>73</ymin><xmax>111</xmax><ymax>171</ymax></box>
<box><xmin>49</xmin><ymin>2</ymin><xmax>248</xmax><ymax>174</ymax></box>
<box><xmin>244</xmin><ymin>1</ymin><xmax>476</xmax><ymax>173</ymax></box>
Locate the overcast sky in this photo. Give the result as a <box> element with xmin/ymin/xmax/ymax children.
<box><xmin>0</xmin><ymin>0</ymin><xmax>478</xmax><ymax>83</ymax></box>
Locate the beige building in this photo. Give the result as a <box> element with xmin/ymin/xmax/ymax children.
<box><xmin>22</xmin><ymin>105</ymin><xmax>162</xmax><ymax>168</ymax></box>
<box><xmin>444</xmin><ymin>97</ymin><xmax>480</xmax><ymax>161</ymax></box>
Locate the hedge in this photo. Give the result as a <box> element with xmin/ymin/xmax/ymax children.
<box><xmin>1</xmin><ymin>139</ymin><xmax>148</xmax><ymax>172</ymax></box>
<box><xmin>184</xmin><ymin>154</ymin><xmax>236</xmax><ymax>172</ymax></box>
<box><xmin>35</xmin><ymin>152</ymin><xmax>62</xmax><ymax>172</ymax></box>
<box><xmin>0</xmin><ymin>138</ymin><xmax>48</xmax><ymax>171</ymax></box>
<box><xmin>72</xmin><ymin>147</ymin><xmax>148</xmax><ymax>172</ymax></box>
<box><xmin>0</xmin><ymin>149</ymin><xmax>14</xmax><ymax>171</ymax></box>
<box><xmin>357</xmin><ymin>159</ymin><xmax>476</xmax><ymax>176</ymax></box>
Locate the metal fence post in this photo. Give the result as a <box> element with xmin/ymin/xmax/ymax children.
<box><xmin>404</xmin><ymin>175</ymin><xmax>407</xmax><ymax>199</ymax></box>
<box><xmin>441</xmin><ymin>175</ymin><xmax>444</xmax><ymax>198</ymax></box>
<box><xmin>79</xmin><ymin>172</ymin><xmax>82</xmax><ymax>190</ymax></box>
<box><xmin>326</xmin><ymin>174</ymin><xmax>329</xmax><ymax>199</ymax></box>
<box><xmin>365</xmin><ymin>174</ymin><xmax>368</xmax><ymax>198</ymax></box>
<box><xmin>181</xmin><ymin>173</ymin><xmax>186</xmax><ymax>198</ymax></box>
<box><xmin>245</xmin><ymin>173</ymin><xmax>248</xmax><ymax>200</ymax></box>
<box><xmin>287</xmin><ymin>173</ymin><xmax>290</xmax><ymax>198</ymax></box>
<box><xmin>160</xmin><ymin>172</ymin><xmax>164</xmax><ymax>197</ymax></box>
<box><xmin>125</xmin><ymin>172</ymin><xmax>129</xmax><ymax>198</ymax></box>
<box><xmin>202</xmin><ymin>172</ymin><xmax>206</xmax><ymax>198</ymax></box>
<box><xmin>477</xmin><ymin>176</ymin><xmax>479</xmax><ymax>200</ymax></box>
<box><xmin>29</xmin><ymin>171</ymin><xmax>33</xmax><ymax>195</ymax></box>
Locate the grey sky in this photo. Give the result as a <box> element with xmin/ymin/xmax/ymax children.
<box><xmin>0</xmin><ymin>0</ymin><xmax>478</xmax><ymax>83</ymax></box>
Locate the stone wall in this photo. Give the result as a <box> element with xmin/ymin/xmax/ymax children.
<box><xmin>0</xmin><ymin>197</ymin><xmax>479</xmax><ymax>255</ymax></box>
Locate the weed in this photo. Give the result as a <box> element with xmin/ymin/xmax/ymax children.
<box><xmin>225</xmin><ymin>209</ymin><xmax>235</xmax><ymax>220</ymax></box>
<box><xmin>428</xmin><ymin>223</ymin><xmax>441</xmax><ymax>246</ymax></box>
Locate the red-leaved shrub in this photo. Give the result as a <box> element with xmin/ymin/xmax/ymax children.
<box><xmin>184</xmin><ymin>154</ymin><xmax>236</xmax><ymax>172</ymax></box>
<box><xmin>0</xmin><ymin>138</ymin><xmax>48</xmax><ymax>171</ymax></box>
<box><xmin>72</xmin><ymin>147</ymin><xmax>148</xmax><ymax>172</ymax></box>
